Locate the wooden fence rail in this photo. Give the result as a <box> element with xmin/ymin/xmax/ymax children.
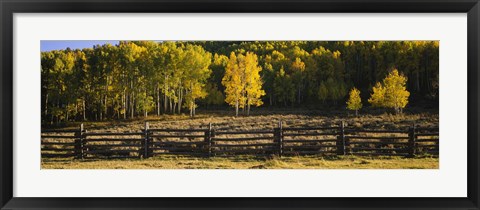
<box><xmin>41</xmin><ymin>121</ymin><xmax>439</xmax><ymax>159</ymax></box>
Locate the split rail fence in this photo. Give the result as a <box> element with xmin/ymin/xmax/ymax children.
<box><xmin>41</xmin><ymin>122</ymin><xmax>439</xmax><ymax>159</ymax></box>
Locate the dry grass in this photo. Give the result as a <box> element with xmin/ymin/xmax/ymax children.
<box><xmin>57</xmin><ymin>111</ymin><xmax>438</xmax><ymax>133</ymax></box>
<box><xmin>41</xmin><ymin>155</ymin><xmax>439</xmax><ymax>169</ymax></box>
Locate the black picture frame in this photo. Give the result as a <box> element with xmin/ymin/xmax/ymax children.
<box><xmin>1</xmin><ymin>0</ymin><xmax>479</xmax><ymax>209</ymax></box>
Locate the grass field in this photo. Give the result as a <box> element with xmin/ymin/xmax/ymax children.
<box><xmin>42</xmin><ymin>155</ymin><xmax>439</xmax><ymax>169</ymax></box>
<box><xmin>49</xmin><ymin>109</ymin><xmax>439</xmax><ymax>132</ymax></box>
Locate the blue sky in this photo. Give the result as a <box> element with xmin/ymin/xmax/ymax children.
<box><xmin>41</xmin><ymin>40</ymin><xmax>120</xmax><ymax>52</ymax></box>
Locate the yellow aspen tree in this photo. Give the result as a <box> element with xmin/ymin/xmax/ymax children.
<box><xmin>222</xmin><ymin>52</ymin><xmax>243</xmax><ymax>116</ymax></box>
<box><xmin>237</xmin><ymin>53</ymin><xmax>247</xmax><ymax>114</ymax></box>
<box><xmin>383</xmin><ymin>69</ymin><xmax>410</xmax><ymax>114</ymax></box>
<box><xmin>346</xmin><ymin>87</ymin><xmax>362</xmax><ymax>116</ymax></box>
<box><xmin>368</xmin><ymin>69</ymin><xmax>410</xmax><ymax>114</ymax></box>
<box><xmin>368</xmin><ymin>82</ymin><xmax>385</xmax><ymax>107</ymax></box>
<box><xmin>183</xmin><ymin>44</ymin><xmax>212</xmax><ymax>117</ymax></box>
<box><xmin>186</xmin><ymin>83</ymin><xmax>207</xmax><ymax>117</ymax></box>
<box><xmin>244</xmin><ymin>52</ymin><xmax>265</xmax><ymax>115</ymax></box>
<box><xmin>222</xmin><ymin>52</ymin><xmax>265</xmax><ymax>116</ymax></box>
<box><xmin>291</xmin><ymin>57</ymin><xmax>306</xmax><ymax>104</ymax></box>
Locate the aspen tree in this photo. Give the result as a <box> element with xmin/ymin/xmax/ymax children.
<box><xmin>244</xmin><ymin>52</ymin><xmax>265</xmax><ymax>115</ymax></box>
<box><xmin>183</xmin><ymin>44</ymin><xmax>212</xmax><ymax>117</ymax></box>
<box><xmin>222</xmin><ymin>52</ymin><xmax>242</xmax><ymax>116</ymax></box>
<box><xmin>222</xmin><ymin>52</ymin><xmax>264</xmax><ymax>116</ymax></box>
<box><xmin>346</xmin><ymin>87</ymin><xmax>362</xmax><ymax>116</ymax></box>
<box><xmin>368</xmin><ymin>69</ymin><xmax>410</xmax><ymax>114</ymax></box>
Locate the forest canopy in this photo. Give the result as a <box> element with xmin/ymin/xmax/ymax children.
<box><xmin>41</xmin><ymin>41</ymin><xmax>439</xmax><ymax>123</ymax></box>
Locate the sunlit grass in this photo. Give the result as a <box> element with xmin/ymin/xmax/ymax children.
<box><xmin>41</xmin><ymin>155</ymin><xmax>438</xmax><ymax>169</ymax></box>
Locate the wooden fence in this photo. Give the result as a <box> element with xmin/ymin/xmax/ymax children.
<box><xmin>41</xmin><ymin>121</ymin><xmax>439</xmax><ymax>159</ymax></box>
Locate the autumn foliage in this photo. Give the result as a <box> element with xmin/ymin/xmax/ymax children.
<box><xmin>222</xmin><ymin>52</ymin><xmax>265</xmax><ymax>116</ymax></box>
<box><xmin>346</xmin><ymin>87</ymin><xmax>362</xmax><ymax>116</ymax></box>
<box><xmin>368</xmin><ymin>69</ymin><xmax>410</xmax><ymax>114</ymax></box>
<box><xmin>41</xmin><ymin>41</ymin><xmax>436</xmax><ymax>124</ymax></box>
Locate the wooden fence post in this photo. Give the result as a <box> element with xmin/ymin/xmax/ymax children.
<box><xmin>74</xmin><ymin>123</ymin><xmax>84</xmax><ymax>159</ymax></box>
<box><xmin>205</xmin><ymin>123</ymin><xmax>212</xmax><ymax>158</ymax></box>
<box><xmin>143</xmin><ymin>121</ymin><xmax>150</xmax><ymax>158</ymax></box>
<box><xmin>274</xmin><ymin>120</ymin><xmax>283</xmax><ymax>157</ymax></box>
<box><xmin>81</xmin><ymin>124</ymin><xmax>86</xmax><ymax>159</ymax></box>
<box><xmin>211</xmin><ymin>124</ymin><xmax>216</xmax><ymax>157</ymax></box>
<box><xmin>337</xmin><ymin>121</ymin><xmax>346</xmax><ymax>155</ymax></box>
<box><xmin>408</xmin><ymin>123</ymin><xmax>416</xmax><ymax>158</ymax></box>
<box><xmin>278</xmin><ymin>120</ymin><xmax>283</xmax><ymax>157</ymax></box>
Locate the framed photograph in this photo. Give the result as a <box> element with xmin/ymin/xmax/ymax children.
<box><xmin>1</xmin><ymin>0</ymin><xmax>479</xmax><ymax>209</ymax></box>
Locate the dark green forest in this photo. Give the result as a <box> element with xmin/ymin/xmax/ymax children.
<box><xmin>41</xmin><ymin>41</ymin><xmax>439</xmax><ymax>123</ymax></box>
